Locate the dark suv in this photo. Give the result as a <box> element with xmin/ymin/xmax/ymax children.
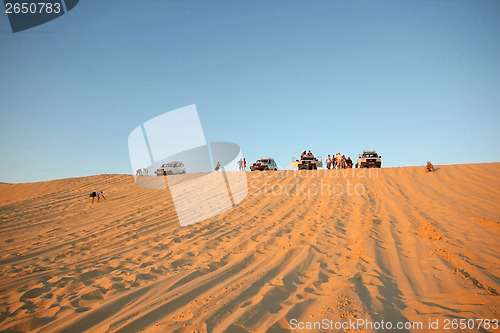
<box><xmin>250</xmin><ymin>157</ymin><xmax>278</xmax><ymax>171</ymax></box>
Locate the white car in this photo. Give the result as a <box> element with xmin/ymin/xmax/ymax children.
<box><xmin>250</xmin><ymin>157</ymin><xmax>278</xmax><ymax>171</ymax></box>
<box><xmin>155</xmin><ymin>161</ymin><xmax>186</xmax><ymax>176</ymax></box>
<box><xmin>356</xmin><ymin>151</ymin><xmax>382</xmax><ymax>168</ymax></box>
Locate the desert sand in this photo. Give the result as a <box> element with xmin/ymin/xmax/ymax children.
<box><xmin>0</xmin><ymin>163</ymin><xmax>499</xmax><ymax>332</ymax></box>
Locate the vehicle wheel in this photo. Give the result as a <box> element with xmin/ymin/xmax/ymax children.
<box><xmin>299</xmin><ymin>166</ymin><xmax>307</xmax><ymax>170</ymax></box>
<box><xmin>274</xmin><ymin>168</ymin><xmax>277</xmax><ymax>171</ymax></box>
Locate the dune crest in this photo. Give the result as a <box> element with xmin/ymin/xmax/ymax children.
<box><xmin>0</xmin><ymin>163</ymin><xmax>499</xmax><ymax>332</ymax></box>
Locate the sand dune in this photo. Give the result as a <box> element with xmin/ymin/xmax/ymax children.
<box><xmin>0</xmin><ymin>163</ymin><xmax>499</xmax><ymax>332</ymax></box>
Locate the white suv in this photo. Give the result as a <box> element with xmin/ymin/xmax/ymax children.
<box><xmin>155</xmin><ymin>161</ymin><xmax>187</xmax><ymax>176</ymax></box>
<box><xmin>356</xmin><ymin>151</ymin><xmax>382</xmax><ymax>168</ymax></box>
<box><xmin>250</xmin><ymin>157</ymin><xmax>278</xmax><ymax>171</ymax></box>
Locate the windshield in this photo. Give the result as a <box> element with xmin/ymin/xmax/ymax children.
<box><xmin>364</xmin><ymin>154</ymin><xmax>378</xmax><ymax>158</ymax></box>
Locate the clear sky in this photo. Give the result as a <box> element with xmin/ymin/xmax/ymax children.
<box><xmin>1</xmin><ymin>0</ymin><xmax>499</xmax><ymax>183</ymax></box>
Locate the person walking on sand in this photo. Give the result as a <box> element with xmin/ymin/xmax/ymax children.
<box><xmin>136</xmin><ymin>168</ymin><xmax>142</xmax><ymax>176</ymax></box>
<box><xmin>243</xmin><ymin>158</ymin><xmax>246</xmax><ymax>170</ymax></box>
<box><xmin>90</xmin><ymin>190</ymin><xmax>106</xmax><ymax>203</ymax></box>
<box><xmin>215</xmin><ymin>162</ymin><xmax>221</xmax><ymax>171</ymax></box>
<box><xmin>238</xmin><ymin>158</ymin><xmax>243</xmax><ymax>171</ymax></box>
<box><xmin>326</xmin><ymin>155</ymin><xmax>332</xmax><ymax>169</ymax></box>
<box><xmin>143</xmin><ymin>168</ymin><xmax>148</xmax><ymax>175</ymax></box>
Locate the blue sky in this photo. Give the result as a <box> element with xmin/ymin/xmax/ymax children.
<box><xmin>1</xmin><ymin>0</ymin><xmax>499</xmax><ymax>183</ymax></box>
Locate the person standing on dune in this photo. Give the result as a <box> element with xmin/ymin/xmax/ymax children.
<box><xmin>335</xmin><ymin>153</ymin><xmax>342</xmax><ymax>169</ymax></box>
<box><xmin>326</xmin><ymin>155</ymin><xmax>332</xmax><ymax>169</ymax></box>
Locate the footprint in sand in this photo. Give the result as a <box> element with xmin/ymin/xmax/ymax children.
<box><xmin>171</xmin><ymin>312</ymin><xmax>194</xmax><ymax>322</ymax></box>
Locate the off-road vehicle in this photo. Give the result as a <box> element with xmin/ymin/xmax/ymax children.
<box><xmin>155</xmin><ymin>161</ymin><xmax>187</xmax><ymax>175</ymax></box>
<box><xmin>291</xmin><ymin>155</ymin><xmax>323</xmax><ymax>170</ymax></box>
<box><xmin>356</xmin><ymin>151</ymin><xmax>382</xmax><ymax>168</ymax></box>
<box><xmin>250</xmin><ymin>157</ymin><xmax>278</xmax><ymax>171</ymax></box>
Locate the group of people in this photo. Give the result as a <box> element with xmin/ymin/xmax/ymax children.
<box><xmin>136</xmin><ymin>168</ymin><xmax>148</xmax><ymax>175</ymax></box>
<box><xmin>326</xmin><ymin>153</ymin><xmax>353</xmax><ymax>169</ymax></box>
<box><xmin>237</xmin><ymin>158</ymin><xmax>247</xmax><ymax>171</ymax></box>
<box><xmin>300</xmin><ymin>149</ymin><xmax>353</xmax><ymax>169</ymax></box>
<box><xmin>301</xmin><ymin>150</ymin><xmax>315</xmax><ymax>158</ymax></box>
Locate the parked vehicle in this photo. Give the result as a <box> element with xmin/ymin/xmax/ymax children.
<box><xmin>250</xmin><ymin>157</ymin><xmax>278</xmax><ymax>171</ymax></box>
<box><xmin>356</xmin><ymin>150</ymin><xmax>382</xmax><ymax>168</ymax></box>
<box><xmin>291</xmin><ymin>155</ymin><xmax>323</xmax><ymax>170</ymax></box>
<box><xmin>155</xmin><ymin>161</ymin><xmax>187</xmax><ymax>175</ymax></box>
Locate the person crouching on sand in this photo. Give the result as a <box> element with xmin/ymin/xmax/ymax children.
<box><xmin>426</xmin><ymin>161</ymin><xmax>434</xmax><ymax>172</ymax></box>
<box><xmin>90</xmin><ymin>190</ymin><xmax>106</xmax><ymax>203</ymax></box>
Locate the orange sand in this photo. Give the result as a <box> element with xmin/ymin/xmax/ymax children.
<box><xmin>0</xmin><ymin>163</ymin><xmax>498</xmax><ymax>332</ymax></box>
